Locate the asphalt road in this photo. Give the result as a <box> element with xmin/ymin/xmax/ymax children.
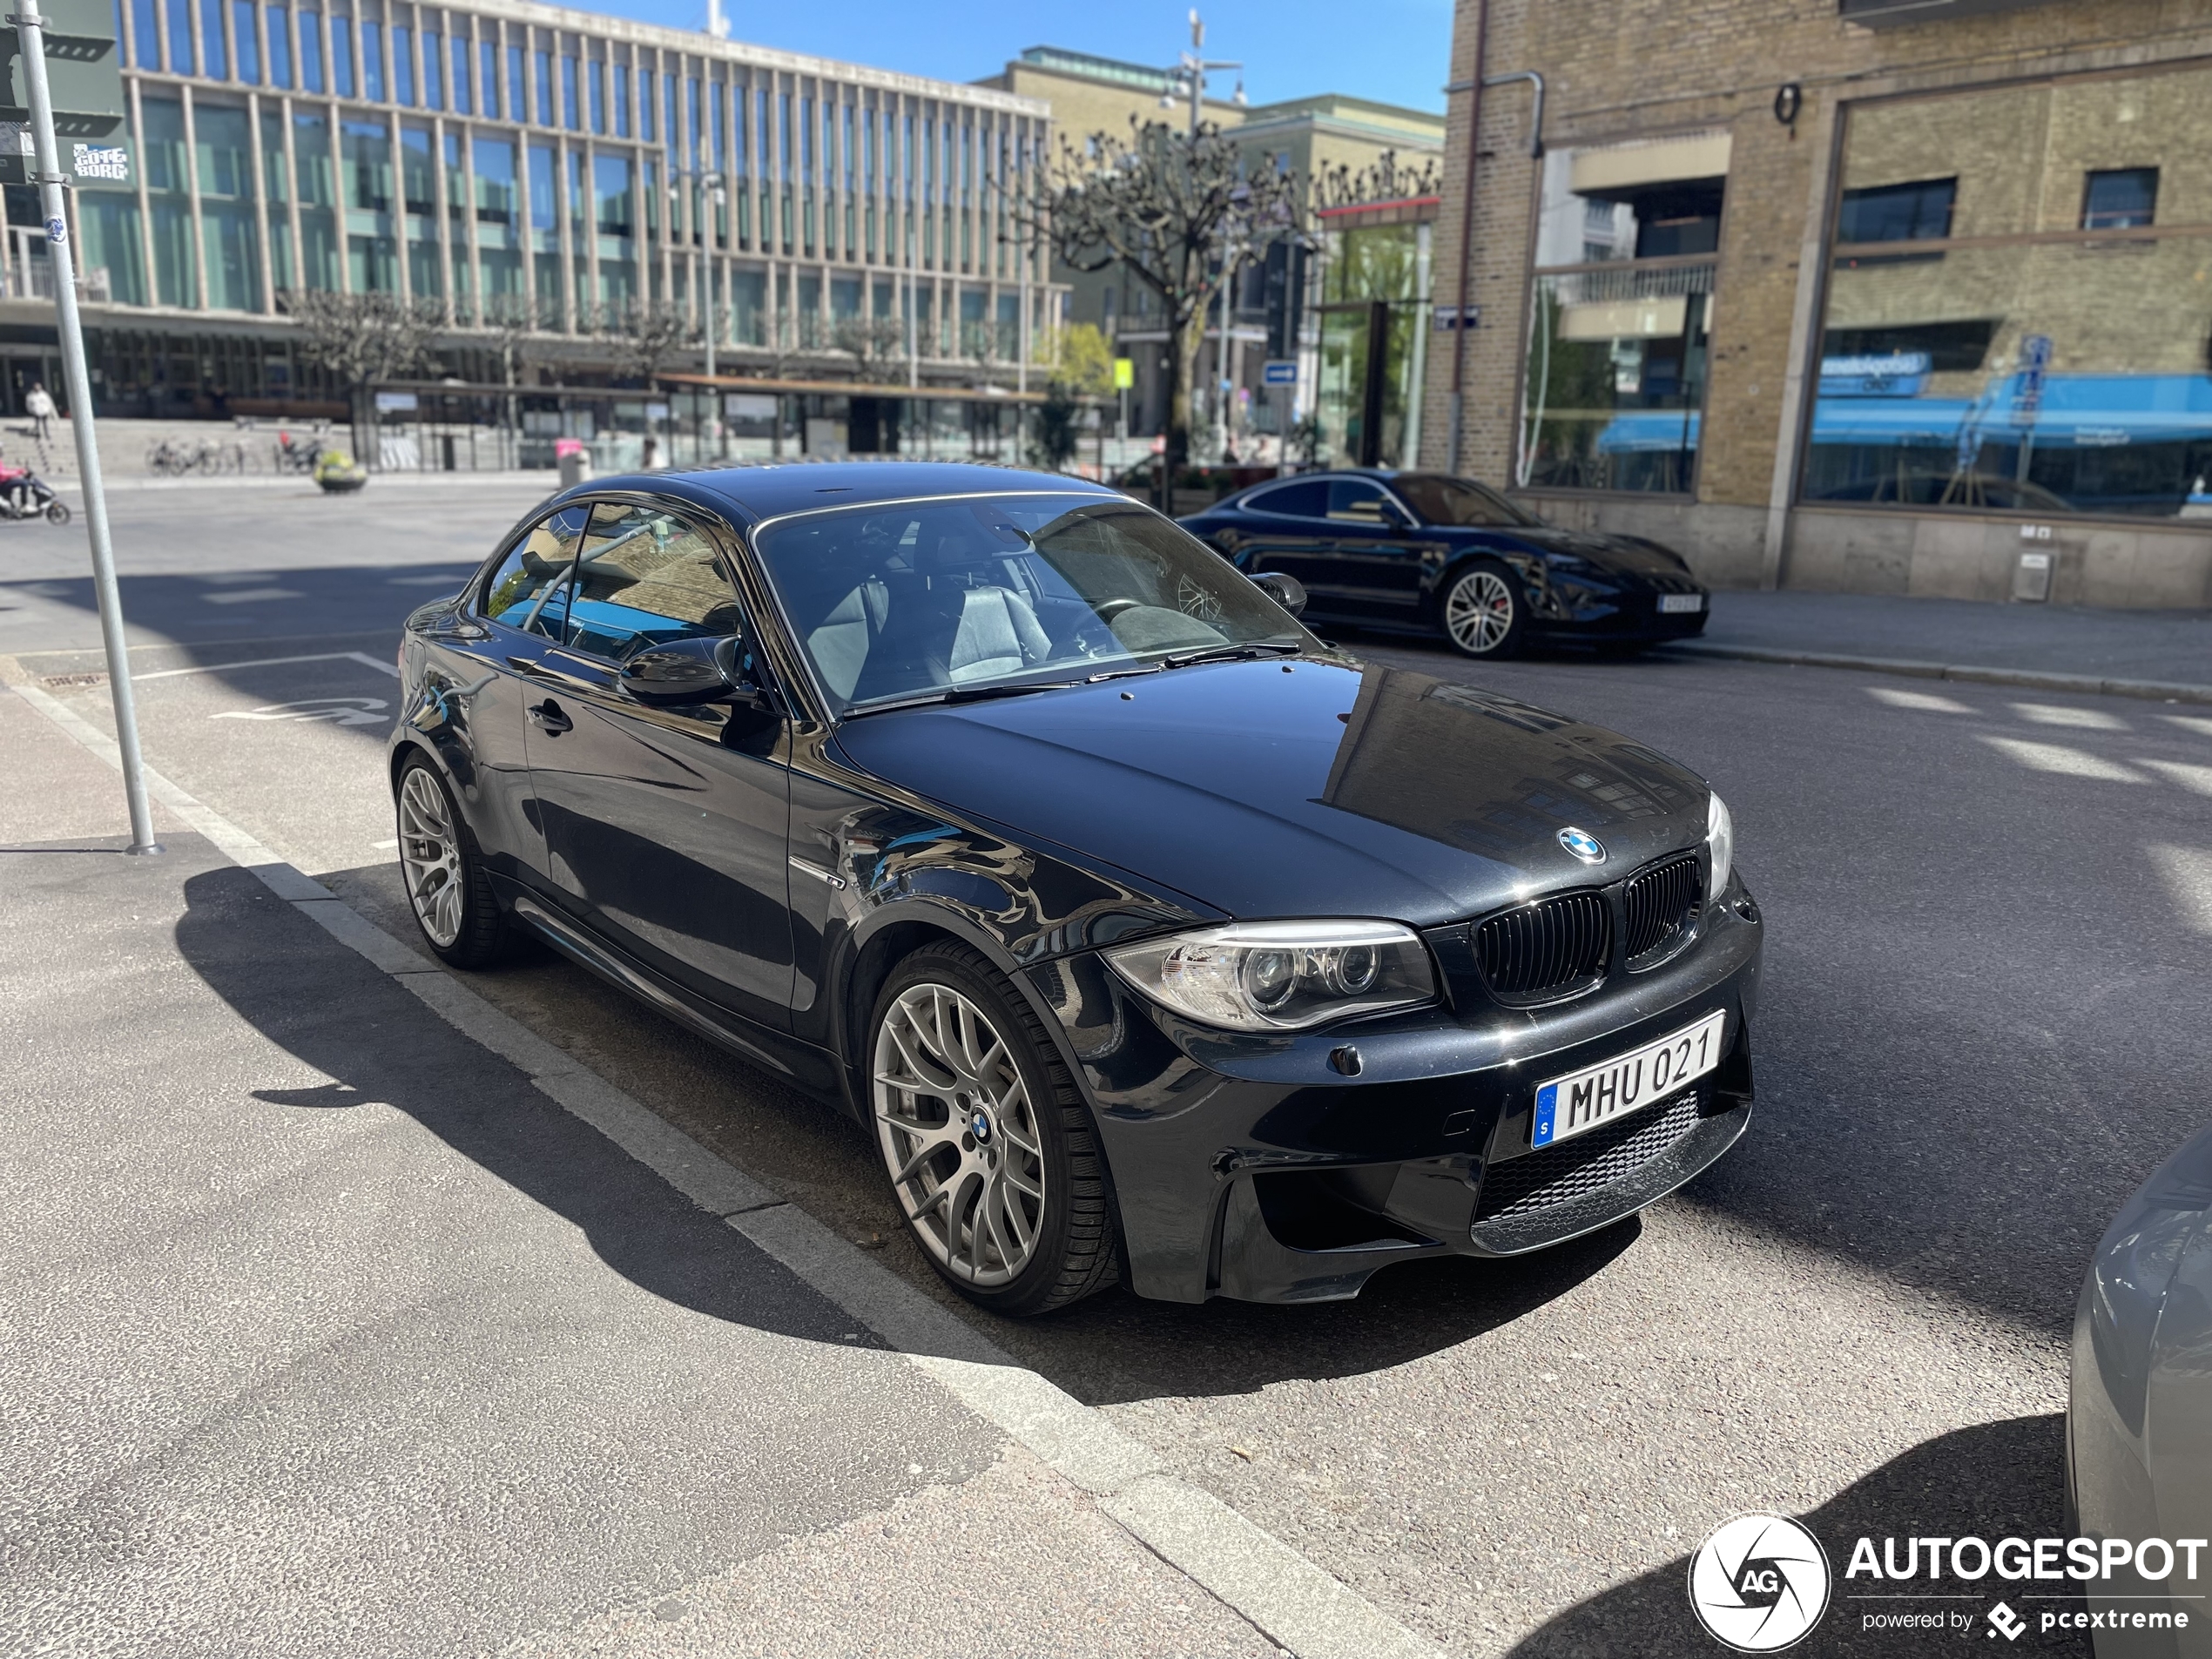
<box><xmin>13</xmin><ymin>483</ymin><xmax>2212</xmax><ymax>1656</ymax></box>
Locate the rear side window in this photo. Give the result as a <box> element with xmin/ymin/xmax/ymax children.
<box><xmin>480</xmin><ymin>505</ymin><xmax>589</xmax><ymax>636</ymax></box>
<box><xmin>563</xmin><ymin>501</ymin><xmax>746</xmax><ymax>661</ymax></box>
<box><xmin>1243</xmin><ymin>480</ymin><xmax>1325</xmax><ymax>517</ymax></box>
<box><xmin>1325</xmin><ymin>479</ymin><xmax>1389</xmax><ymax>522</ymax></box>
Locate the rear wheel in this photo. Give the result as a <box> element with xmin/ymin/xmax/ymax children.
<box><xmin>870</xmin><ymin>942</ymin><xmax>1117</xmax><ymax>1316</ymax></box>
<box><xmin>395</xmin><ymin>755</ymin><xmax>509</xmax><ymax>967</ymax></box>
<box><xmin>1441</xmin><ymin>559</ymin><xmax>1526</xmax><ymax>658</ymax></box>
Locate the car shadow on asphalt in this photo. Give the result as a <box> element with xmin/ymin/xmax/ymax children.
<box><xmin>171</xmin><ymin>856</ymin><xmax>880</xmax><ymax>1351</ymax></box>
<box><xmin>1503</xmin><ymin>1413</ymin><xmax>2089</xmax><ymax>1657</ymax></box>
<box><xmin>987</xmin><ymin>1224</ymin><xmax>1642</xmax><ymax>1405</ymax></box>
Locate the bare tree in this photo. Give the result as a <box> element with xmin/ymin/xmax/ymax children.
<box><xmin>600</xmin><ymin>297</ymin><xmax>700</xmax><ymax>386</ymax></box>
<box><xmin>1011</xmin><ymin>118</ymin><xmax>1304</xmax><ymax>508</ymax></box>
<box><xmin>832</xmin><ymin>315</ymin><xmax>907</xmax><ymax>386</ymax></box>
<box><xmin>282</xmin><ymin>289</ymin><xmax>442</xmax><ymax>464</ymax></box>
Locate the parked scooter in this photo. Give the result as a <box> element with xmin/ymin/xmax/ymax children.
<box><xmin>0</xmin><ymin>460</ymin><xmax>69</xmax><ymax>524</ymax></box>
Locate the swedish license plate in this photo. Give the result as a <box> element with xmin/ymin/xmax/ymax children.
<box><xmin>1659</xmin><ymin>593</ymin><xmax>1704</xmax><ymax>614</ymax></box>
<box><xmin>1531</xmin><ymin>1010</ymin><xmax>1728</xmax><ymax>1149</ymax></box>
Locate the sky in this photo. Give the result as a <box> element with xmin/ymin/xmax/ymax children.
<box><xmin>578</xmin><ymin>0</ymin><xmax>1453</xmax><ymax>116</ymax></box>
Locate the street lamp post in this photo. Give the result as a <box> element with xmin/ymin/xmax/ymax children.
<box><xmin>13</xmin><ymin>0</ymin><xmax>158</xmax><ymax>854</ymax></box>
<box><xmin>669</xmin><ymin>166</ymin><xmax>725</xmax><ymax>461</ymax></box>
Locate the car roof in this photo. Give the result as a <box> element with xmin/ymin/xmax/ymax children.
<box><xmin>543</xmin><ymin>460</ymin><xmax>1119</xmax><ymax>529</ymax></box>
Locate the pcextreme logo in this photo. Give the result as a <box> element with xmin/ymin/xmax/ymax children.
<box><xmin>1688</xmin><ymin>1515</ymin><xmax>1833</xmax><ymax>1652</ymax></box>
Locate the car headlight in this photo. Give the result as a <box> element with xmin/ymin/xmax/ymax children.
<box><xmin>1706</xmin><ymin>791</ymin><xmax>1734</xmax><ymax>898</ymax></box>
<box><xmin>1103</xmin><ymin>920</ymin><xmax>1437</xmax><ymax>1032</ymax></box>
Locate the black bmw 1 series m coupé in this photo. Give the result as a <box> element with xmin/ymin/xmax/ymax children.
<box><xmin>389</xmin><ymin>462</ymin><xmax>1762</xmax><ymax>1316</ymax></box>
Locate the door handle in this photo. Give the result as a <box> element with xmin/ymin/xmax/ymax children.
<box><xmin>528</xmin><ymin>698</ymin><xmax>572</xmax><ymax>734</ymax></box>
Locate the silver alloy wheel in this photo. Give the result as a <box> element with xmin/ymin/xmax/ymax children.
<box><xmin>873</xmin><ymin>981</ymin><xmax>1047</xmax><ymax>1287</ymax></box>
<box><xmin>397</xmin><ymin>767</ymin><xmax>464</xmax><ymax>948</ymax></box>
<box><xmin>1445</xmin><ymin>568</ymin><xmax>1516</xmax><ymax>653</ymax></box>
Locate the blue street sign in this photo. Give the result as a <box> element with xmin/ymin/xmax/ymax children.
<box><xmin>1261</xmin><ymin>360</ymin><xmax>1298</xmax><ymax>387</ymax></box>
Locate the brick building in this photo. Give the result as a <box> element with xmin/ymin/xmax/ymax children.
<box><xmin>1422</xmin><ymin>0</ymin><xmax>2212</xmax><ymax>608</ymax></box>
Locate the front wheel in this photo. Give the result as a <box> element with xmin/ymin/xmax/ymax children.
<box><xmin>1440</xmin><ymin>559</ymin><xmax>1527</xmax><ymax>658</ymax></box>
<box><xmin>44</xmin><ymin>500</ymin><xmax>69</xmax><ymax>525</ymax></box>
<box><xmin>870</xmin><ymin>943</ymin><xmax>1118</xmax><ymax>1317</ymax></box>
<box><xmin>395</xmin><ymin>755</ymin><xmax>509</xmax><ymax>967</ymax></box>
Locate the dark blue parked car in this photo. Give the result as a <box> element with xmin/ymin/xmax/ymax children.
<box><xmin>1177</xmin><ymin>469</ymin><xmax>1710</xmax><ymax>658</ymax></box>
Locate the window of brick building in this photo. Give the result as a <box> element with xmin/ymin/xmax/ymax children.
<box><xmin>1804</xmin><ymin>71</ymin><xmax>2212</xmax><ymax>522</ymax></box>
<box><xmin>1516</xmin><ymin>133</ymin><xmax>1728</xmax><ymax>494</ymax></box>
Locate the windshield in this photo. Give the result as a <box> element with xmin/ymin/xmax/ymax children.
<box><xmin>1393</xmin><ymin>474</ymin><xmax>1543</xmax><ymax>529</ymax></box>
<box><xmin>754</xmin><ymin>493</ymin><xmax>1313</xmax><ymax>715</ymax></box>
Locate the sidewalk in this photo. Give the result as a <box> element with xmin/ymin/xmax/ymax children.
<box><xmin>1676</xmin><ymin>589</ymin><xmax>2212</xmax><ymax>701</ymax></box>
<box><xmin>0</xmin><ymin>684</ymin><xmax>1361</xmax><ymax>1659</ymax></box>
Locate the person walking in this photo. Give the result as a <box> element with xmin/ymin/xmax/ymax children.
<box><xmin>24</xmin><ymin>381</ymin><xmax>54</xmax><ymax>445</ymax></box>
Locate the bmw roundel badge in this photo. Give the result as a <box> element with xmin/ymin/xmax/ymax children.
<box><xmin>1557</xmin><ymin>826</ymin><xmax>1607</xmax><ymax>865</ymax></box>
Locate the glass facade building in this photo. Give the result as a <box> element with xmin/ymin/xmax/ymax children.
<box><xmin>25</xmin><ymin>0</ymin><xmax>1055</xmax><ymax>417</ymax></box>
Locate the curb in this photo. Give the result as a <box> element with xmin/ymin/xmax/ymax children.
<box><xmin>3</xmin><ymin>663</ymin><xmax>1445</xmax><ymax>1659</ymax></box>
<box><xmin>1656</xmin><ymin>641</ymin><xmax>2212</xmax><ymax>705</ymax></box>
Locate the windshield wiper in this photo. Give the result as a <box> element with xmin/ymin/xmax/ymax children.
<box><xmin>842</xmin><ymin>679</ymin><xmax>1080</xmax><ymax>718</ymax></box>
<box><xmin>1160</xmin><ymin>640</ymin><xmax>1305</xmax><ymax>669</ymax></box>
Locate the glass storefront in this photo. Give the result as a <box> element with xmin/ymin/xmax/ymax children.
<box><xmin>1805</xmin><ymin>65</ymin><xmax>2212</xmax><ymax>520</ymax></box>
<box><xmin>1516</xmin><ymin>138</ymin><xmax>1724</xmax><ymax>494</ymax></box>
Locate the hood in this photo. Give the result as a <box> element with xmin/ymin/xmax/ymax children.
<box><xmin>827</xmin><ymin>658</ymin><xmax>1712</xmax><ymax>927</ymax></box>
<box><xmin>1486</xmin><ymin>525</ymin><xmax>1693</xmax><ymax>583</ymax></box>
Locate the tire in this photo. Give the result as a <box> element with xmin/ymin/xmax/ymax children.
<box><xmin>1440</xmin><ymin>558</ymin><xmax>1527</xmax><ymax>658</ymax></box>
<box><xmin>394</xmin><ymin>754</ymin><xmax>509</xmax><ymax>968</ymax></box>
<box><xmin>44</xmin><ymin>501</ymin><xmax>69</xmax><ymax>525</ymax></box>
<box><xmin>869</xmin><ymin>942</ymin><xmax>1118</xmax><ymax>1317</ymax></box>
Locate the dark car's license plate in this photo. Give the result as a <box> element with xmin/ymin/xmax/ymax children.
<box><xmin>1531</xmin><ymin>1010</ymin><xmax>1726</xmax><ymax>1148</ymax></box>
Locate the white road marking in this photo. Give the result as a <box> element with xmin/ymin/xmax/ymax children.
<box><xmin>2148</xmin><ymin>845</ymin><xmax>2212</xmax><ymax>936</ymax></box>
<box><xmin>5</xmin><ymin>672</ymin><xmax>1444</xmax><ymax>1659</ymax></box>
<box><xmin>135</xmin><ymin>651</ymin><xmax>400</xmax><ymax>682</ymax></box>
<box><xmin>200</xmin><ymin>588</ymin><xmax>305</xmax><ymax>604</ymax></box>
<box><xmin>2163</xmin><ymin>714</ymin><xmax>2212</xmax><ymax>739</ymax></box>
<box><xmin>1979</xmin><ymin>737</ymin><xmax>2148</xmax><ymax>782</ymax></box>
<box><xmin>388</xmin><ymin>574</ymin><xmax>469</xmax><ymax>587</ymax></box>
<box><xmin>212</xmin><ymin>696</ymin><xmax>389</xmax><ymax>727</ymax></box>
<box><xmin>371</xmin><ymin>838</ymin><xmax>398</xmax><ymax>849</ymax></box>
<box><xmin>2141</xmin><ymin>759</ymin><xmax>2212</xmax><ymax>797</ymax></box>
<box><xmin>2013</xmin><ymin>701</ymin><xmax>2126</xmax><ymax>730</ymax></box>
<box><xmin>1867</xmin><ymin>687</ymin><xmax>1973</xmax><ymax>713</ymax></box>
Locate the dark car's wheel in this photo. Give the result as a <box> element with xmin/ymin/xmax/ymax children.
<box><xmin>1441</xmin><ymin>559</ymin><xmax>1527</xmax><ymax>658</ymax></box>
<box><xmin>870</xmin><ymin>942</ymin><xmax>1117</xmax><ymax>1317</ymax></box>
<box><xmin>395</xmin><ymin>754</ymin><xmax>509</xmax><ymax>968</ymax></box>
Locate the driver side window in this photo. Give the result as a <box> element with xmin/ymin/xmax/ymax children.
<box><xmin>563</xmin><ymin>502</ymin><xmax>747</xmax><ymax>662</ymax></box>
<box><xmin>479</xmin><ymin>505</ymin><xmax>590</xmax><ymax>638</ymax></box>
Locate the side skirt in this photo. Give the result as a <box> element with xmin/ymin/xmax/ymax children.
<box><xmin>504</xmin><ymin>888</ymin><xmax>842</xmax><ymax>1096</ymax></box>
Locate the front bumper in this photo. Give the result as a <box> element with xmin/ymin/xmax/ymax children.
<box><xmin>1025</xmin><ymin>885</ymin><xmax>1764</xmax><ymax>1304</ymax></box>
<box><xmin>1530</xmin><ymin>588</ymin><xmax>1710</xmax><ymax>644</ymax></box>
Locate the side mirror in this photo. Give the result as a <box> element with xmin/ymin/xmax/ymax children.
<box><xmin>1251</xmin><ymin>570</ymin><xmax>1308</xmax><ymax>617</ymax></box>
<box><xmin>620</xmin><ymin>635</ymin><xmax>758</xmax><ymax>706</ymax></box>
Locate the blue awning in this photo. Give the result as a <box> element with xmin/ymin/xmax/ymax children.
<box><xmin>1590</xmin><ymin>373</ymin><xmax>2212</xmax><ymax>455</ymax></box>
